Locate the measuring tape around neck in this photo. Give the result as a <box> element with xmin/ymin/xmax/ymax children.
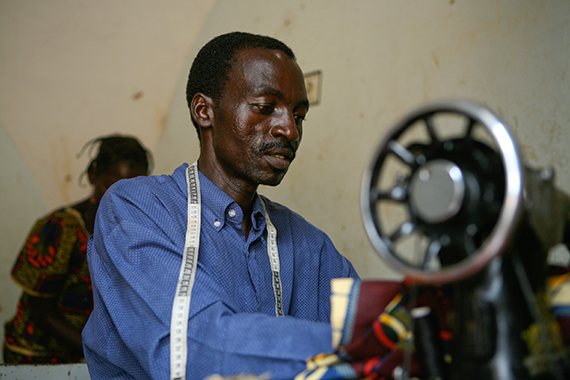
<box><xmin>260</xmin><ymin>198</ymin><xmax>284</xmax><ymax>318</ymax></box>
<box><xmin>169</xmin><ymin>162</ymin><xmax>283</xmax><ymax>380</ymax></box>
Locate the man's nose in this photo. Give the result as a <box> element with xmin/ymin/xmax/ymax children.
<box><xmin>270</xmin><ymin>110</ymin><xmax>300</xmax><ymax>142</ymax></box>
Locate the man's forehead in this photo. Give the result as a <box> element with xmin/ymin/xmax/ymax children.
<box><xmin>234</xmin><ymin>46</ymin><xmax>292</xmax><ymax>64</ymax></box>
<box><xmin>235</xmin><ymin>48</ymin><xmax>294</xmax><ymax>73</ymax></box>
<box><xmin>227</xmin><ymin>47</ymin><xmax>305</xmax><ymax>95</ymax></box>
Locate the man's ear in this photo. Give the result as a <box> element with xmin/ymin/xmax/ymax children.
<box><xmin>190</xmin><ymin>93</ymin><xmax>215</xmax><ymax>129</ymax></box>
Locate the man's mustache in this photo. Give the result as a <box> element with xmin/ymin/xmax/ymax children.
<box><xmin>256</xmin><ymin>140</ymin><xmax>298</xmax><ymax>157</ymax></box>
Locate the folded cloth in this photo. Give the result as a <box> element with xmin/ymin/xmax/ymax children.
<box><xmin>296</xmin><ymin>279</ymin><xmax>452</xmax><ymax>380</ymax></box>
<box><xmin>297</xmin><ymin>266</ymin><xmax>570</xmax><ymax>380</ymax></box>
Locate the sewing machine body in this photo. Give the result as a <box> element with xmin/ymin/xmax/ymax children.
<box><xmin>361</xmin><ymin>100</ymin><xmax>570</xmax><ymax>379</ymax></box>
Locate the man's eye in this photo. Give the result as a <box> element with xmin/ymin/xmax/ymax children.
<box><xmin>254</xmin><ymin>104</ymin><xmax>274</xmax><ymax>114</ymax></box>
<box><xmin>294</xmin><ymin>114</ymin><xmax>306</xmax><ymax>123</ymax></box>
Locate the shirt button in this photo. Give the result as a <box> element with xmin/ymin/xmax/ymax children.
<box><xmin>228</xmin><ymin>209</ymin><xmax>236</xmax><ymax>217</ymax></box>
<box><xmin>214</xmin><ymin>221</ymin><xmax>221</xmax><ymax>227</ymax></box>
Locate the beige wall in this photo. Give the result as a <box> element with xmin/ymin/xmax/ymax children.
<box><xmin>1</xmin><ymin>0</ymin><xmax>570</xmax><ymax>363</ymax></box>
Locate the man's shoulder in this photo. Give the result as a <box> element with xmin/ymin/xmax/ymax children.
<box><xmin>99</xmin><ymin>164</ymin><xmax>189</xmax><ymax>222</ymax></box>
<box><xmin>108</xmin><ymin>163</ymin><xmax>188</xmax><ymax>200</ymax></box>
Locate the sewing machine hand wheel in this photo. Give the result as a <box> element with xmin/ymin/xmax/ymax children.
<box><xmin>361</xmin><ymin>100</ymin><xmax>525</xmax><ymax>284</ymax></box>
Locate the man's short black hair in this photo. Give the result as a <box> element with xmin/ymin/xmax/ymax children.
<box><xmin>186</xmin><ymin>31</ymin><xmax>296</xmax><ymax>137</ymax></box>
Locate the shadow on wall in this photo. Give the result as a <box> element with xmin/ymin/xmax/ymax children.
<box><xmin>0</xmin><ymin>126</ymin><xmax>49</xmax><ymax>364</ymax></box>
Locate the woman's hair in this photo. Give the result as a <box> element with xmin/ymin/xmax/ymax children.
<box><xmin>78</xmin><ymin>134</ymin><xmax>153</xmax><ymax>186</ymax></box>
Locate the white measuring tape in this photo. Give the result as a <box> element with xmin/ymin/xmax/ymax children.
<box><xmin>170</xmin><ymin>163</ymin><xmax>201</xmax><ymax>380</ymax></box>
<box><xmin>169</xmin><ymin>162</ymin><xmax>283</xmax><ymax>380</ymax></box>
<box><xmin>260</xmin><ymin>199</ymin><xmax>284</xmax><ymax>317</ymax></box>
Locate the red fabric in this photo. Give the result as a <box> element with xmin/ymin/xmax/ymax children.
<box><xmin>338</xmin><ymin>281</ymin><xmax>403</xmax><ymax>361</ymax></box>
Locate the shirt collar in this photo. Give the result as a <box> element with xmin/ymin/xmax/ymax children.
<box><xmin>173</xmin><ymin>164</ymin><xmax>266</xmax><ymax>233</ymax></box>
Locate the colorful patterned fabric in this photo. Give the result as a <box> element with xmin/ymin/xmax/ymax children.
<box><xmin>3</xmin><ymin>207</ymin><xmax>92</xmax><ymax>363</ymax></box>
<box><xmin>297</xmin><ymin>267</ymin><xmax>570</xmax><ymax>380</ymax></box>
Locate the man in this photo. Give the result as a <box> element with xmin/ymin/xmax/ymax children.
<box><xmin>82</xmin><ymin>32</ymin><xmax>358</xmax><ymax>380</ymax></box>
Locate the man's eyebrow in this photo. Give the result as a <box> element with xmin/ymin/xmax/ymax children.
<box><xmin>253</xmin><ymin>85</ymin><xmax>285</xmax><ymax>99</ymax></box>
<box><xmin>253</xmin><ymin>85</ymin><xmax>310</xmax><ymax>109</ymax></box>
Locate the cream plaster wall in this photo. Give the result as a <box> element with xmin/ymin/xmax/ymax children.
<box><xmin>1</xmin><ymin>0</ymin><xmax>570</xmax><ymax>365</ymax></box>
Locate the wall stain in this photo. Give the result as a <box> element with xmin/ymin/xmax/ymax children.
<box><xmin>276</xmin><ymin>10</ymin><xmax>297</xmax><ymax>36</ymax></box>
<box><xmin>158</xmin><ymin>112</ymin><xmax>168</xmax><ymax>133</ymax></box>
<box><xmin>132</xmin><ymin>91</ymin><xmax>144</xmax><ymax>101</ymax></box>
<box><xmin>431</xmin><ymin>51</ymin><xmax>440</xmax><ymax>68</ymax></box>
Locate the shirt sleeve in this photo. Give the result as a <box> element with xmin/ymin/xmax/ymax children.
<box><xmin>315</xmin><ymin>234</ymin><xmax>360</xmax><ymax>321</ymax></box>
<box><xmin>280</xmin><ymin>203</ymin><xmax>360</xmax><ymax>323</ymax></box>
<box><xmin>83</xmin><ymin>182</ymin><xmax>337</xmax><ymax>380</ymax></box>
<box><xmin>11</xmin><ymin>210</ymin><xmax>85</xmax><ymax>297</ymax></box>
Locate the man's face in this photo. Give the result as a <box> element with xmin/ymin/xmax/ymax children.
<box><xmin>211</xmin><ymin>48</ymin><xmax>309</xmax><ymax>187</ymax></box>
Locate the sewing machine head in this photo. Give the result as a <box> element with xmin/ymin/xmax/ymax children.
<box><xmin>361</xmin><ymin>100</ymin><xmax>570</xmax><ymax>379</ymax></box>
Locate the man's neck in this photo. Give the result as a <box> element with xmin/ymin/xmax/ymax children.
<box><xmin>197</xmin><ymin>159</ymin><xmax>257</xmax><ymax>238</ymax></box>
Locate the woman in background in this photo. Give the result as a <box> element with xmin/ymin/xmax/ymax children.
<box><xmin>3</xmin><ymin>134</ymin><xmax>152</xmax><ymax>364</ymax></box>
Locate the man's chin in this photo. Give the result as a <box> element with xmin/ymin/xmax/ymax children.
<box><xmin>258</xmin><ymin>170</ymin><xmax>287</xmax><ymax>187</ymax></box>
<box><xmin>260</xmin><ymin>177</ymin><xmax>284</xmax><ymax>187</ymax></box>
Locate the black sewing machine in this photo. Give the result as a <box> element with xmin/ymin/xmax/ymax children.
<box><xmin>361</xmin><ymin>100</ymin><xmax>570</xmax><ymax>380</ymax></box>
